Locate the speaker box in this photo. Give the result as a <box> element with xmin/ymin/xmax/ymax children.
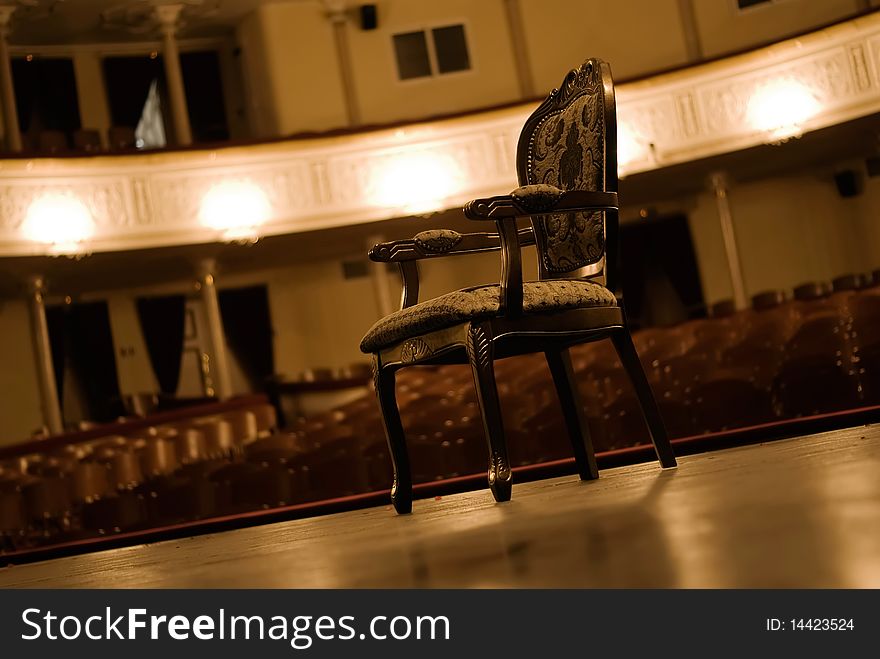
<box><xmin>360</xmin><ymin>4</ymin><xmax>378</xmax><ymax>30</ymax></box>
<box><xmin>834</xmin><ymin>169</ymin><xmax>861</xmax><ymax>198</ymax></box>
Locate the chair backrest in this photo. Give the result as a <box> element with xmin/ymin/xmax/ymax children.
<box><xmin>516</xmin><ymin>58</ymin><xmax>616</xmax><ymax>280</ymax></box>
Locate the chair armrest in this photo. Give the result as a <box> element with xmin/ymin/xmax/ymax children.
<box><xmin>464</xmin><ymin>184</ymin><xmax>618</xmax><ymax>220</ymax></box>
<box><xmin>368</xmin><ymin>227</ymin><xmax>535</xmax><ymax>263</ymax></box>
<box><xmin>368</xmin><ymin>227</ymin><xmax>535</xmax><ymax>310</ymax></box>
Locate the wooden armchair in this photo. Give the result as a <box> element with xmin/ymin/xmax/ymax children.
<box><xmin>360</xmin><ymin>59</ymin><xmax>676</xmax><ymax>514</ymax></box>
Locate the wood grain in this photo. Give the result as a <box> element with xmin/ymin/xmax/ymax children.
<box><xmin>2</xmin><ymin>425</ymin><xmax>879</xmax><ymax>588</ymax></box>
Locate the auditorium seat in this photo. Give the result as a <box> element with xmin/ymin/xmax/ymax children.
<box><xmin>692</xmin><ymin>371</ymin><xmax>775</xmax><ymax>432</ymax></box>
<box><xmin>170</xmin><ymin>427</ymin><xmax>210</xmax><ymax>465</ymax></box>
<box><xmin>72</xmin><ymin>129</ymin><xmax>102</xmax><ymax>153</ymax></box>
<box><xmin>80</xmin><ymin>491</ymin><xmax>145</xmax><ymax>534</ymax></box>
<box><xmin>849</xmin><ymin>288</ymin><xmax>880</xmax><ymax>404</ymax></box>
<box><xmin>22</xmin><ymin>474</ymin><xmax>72</xmax><ymax>534</ymax></box>
<box><xmin>251</xmin><ymin>403</ymin><xmax>279</xmax><ymax>437</ymax></box>
<box><xmin>774</xmin><ymin>314</ymin><xmax>858</xmax><ymax>416</ymax></box>
<box><xmin>70</xmin><ymin>461</ymin><xmax>113</xmax><ymax>504</ymax></box>
<box><xmin>0</xmin><ymin>489</ymin><xmax>25</xmax><ymax>550</ymax></box>
<box><xmin>37</xmin><ymin>130</ymin><xmax>69</xmax><ymax>154</ymax></box>
<box><xmin>139</xmin><ymin>437</ymin><xmax>180</xmax><ymax>478</ymax></box>
<box><xmin>217</xmin><ymin>410</ymin><xmax>260</xmax><ymax>450</ymax></box>
<box><xmin>108</xmin><ymin>126</ymin><xmax>137</xmax><ymax>151</ymax></box>
<box><xmin>832</xmin><ymin>273</ymin><xmax>866</xmax><ymax>293</ymax></box>
<box><xmin>5</xmin><ymin>274</ymin><xmax>880</xmax><ymax>553</ymax></box>
<box><xmin>709</xmin><ymin>299</ymin><xmax>737</xmax><ymax>318</ymax></box>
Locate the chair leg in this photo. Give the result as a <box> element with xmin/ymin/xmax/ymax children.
<box><xmin>467</xmin><ymin>323</ymin><xmax>512</xmax><ymax>502</ymax></box>
<box><xmin>545</xmin><ymin>348</ymin><xmax>599</xmax><ymax>481</ymax></box>
<box><xmin>610</xmin><ymin>329</ymin><xmax>677</xmax><ymax>468</ymax></box>
<box><xmin>372</xmin><ymin>357</ymin><xmax>413</xmax><ymax>514</ymax></box>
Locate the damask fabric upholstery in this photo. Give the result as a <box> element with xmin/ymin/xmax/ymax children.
<box><xmin>360</xmin><ymin>279</ymin><xmax>617</xmax><ymax>352</ymax></box>
<box><xmin>526</xmin><ymin>68</ymin><xmax>606</xmax><ymax>274</ymax></box>
<box><xmin>413</xmin><ymin>229</ymin><xmax>462</xmax><ymax>254</ymax></box>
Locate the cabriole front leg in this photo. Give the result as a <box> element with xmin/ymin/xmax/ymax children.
<box><xmin>466</xmin><ymin>323</ymin><xmax>512</xmax><ymax>502</ymax></box>
<box><xmin>372</xmin><ymin>356</ymin><xmax>413</xmax><ymax>513</ymax></box>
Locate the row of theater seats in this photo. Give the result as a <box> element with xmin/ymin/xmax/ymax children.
<box><xmin>1</xmin><ymin>404</ymin><xmax>280</xmax><ymax>552</ymax></box>
<box><xmin>18</xmin><ymin>127</ymin><xmax>139</xmax><ymax>155</ymax></box>
<box><xmin>270</xmin><ymin>269</ymin><xmax>880</xmax><ymax>487</ymax></box>
<box><xmin>3</xmin><ymin>270</ymin><xmax>879</xmax><ymax>553</ymax></box>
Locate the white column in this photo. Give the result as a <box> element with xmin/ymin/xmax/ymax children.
<box><xmin>502</xmin><ymin>0</ymin><xmax>535</xmax><ymax>99</ymax></box>
<box><xmin>0</xmin><ymin>6</ymin><xmax>22</xmax><ymax>152</ymax></box>
<box><xmin>676</xmin><ymin>0</ymin><xmax>703</xmax><ymax>62</ymax></box>
<box><xmin>196</xmin><ymin>259</ymin><xmax>233</xmax><ymax>400</ymax></box>
<box><xmin>710</xmin><ymin>172</ymin><xmax>748</xmax><ymax>310</ymax></box>
<box><xmin>326</xmin><ymin>2</ymin><xmax>360</xmax><ymax>126</ymax></box>
<box><xmin>27</xmin><ymin>276</ymin><xmax>63</xmax><ymax>435</ymax></box>
<box><xmin>155</xmin><ymin>3</ymin><xmax>193</xmax><ymax>146</ymax></box>
<box><xmin>73</xmin><ymin>52</ymin><xmax>112</xmax><ymax>149</ymax></box>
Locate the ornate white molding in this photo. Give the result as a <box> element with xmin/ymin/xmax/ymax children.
<box><xmin>2</xmin><ymin>13</ymin><xmax>880</xmax><ymax>257</ymax></box>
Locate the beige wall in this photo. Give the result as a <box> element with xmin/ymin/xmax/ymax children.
<box><xmin>347</xmin><ymin>0</ymin><xmax>520</xmax><ymax>124</ymax></box>
<box><xmin>1</xmin><ymin>1</ymin><xmax>869</xmax><ymax>141</ymax></box>
<box><xmin>239</xmin><ymin>2</ymin><xmax>349</xmax><ymax>136</ymax></box>
<box><xmin>105</xmin><ymin>294</ymin><xmax>157</xmax><ymax>395</ymax></box>
<box><xmin>520</xmin><ymin>0</ymin><xmax>691</xmax><ymax>91</ymax></box>
<box><xmin>0</xmin><ymin>300</ymin><xmax>43</xmax><ymax>445</ymax></box>
<box><xmin>682</xmin><ymin>167</ymin><xmax>880</xmax><ymax>304</ymax></box>
<box><xmin>72</xmin><ymin>51</ymin><xmax>111</xmax><ymax>146</ymax></box>
<box><xmin>236</xmin><ymin>8</ymin><xmax>282</xmax><ymax>138</ymax></box>
<box><xmin>692</xmin><ymin>0</ymin><xmax>862</xmax><ymax>59</ymax></box>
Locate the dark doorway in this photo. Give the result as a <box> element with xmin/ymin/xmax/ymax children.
<box><xmin>181</xmin><ymin>51</ymin><xmax>229</xmax><ymax>143</ymax></box>
<box><xmin>46</xmin><ymin>301</ymin><xmax>125</xmax><ymax>424</ymax></box>
<box><xmin>12</xmin><ymin>57</ymin><xmax>81</xmax><ymax>140</ymax></box>
<box><xmin>619</xmin><ymin>213</ymin><xmax>705</xmax><ymax>328</ymax></box>
<box><xmin>218</xmin><ymin>285</ymin><xmax>275</xmax><ymax>391</ymax></box>
<box><xmin>103</xmin><ymin>54</ymin><xmax>165</xmax><ymax>130</ymax></box>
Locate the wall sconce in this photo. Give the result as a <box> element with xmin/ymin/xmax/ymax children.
<box><xmin>199</xmin><ymin>180</ymin><xmax>271</xmax><ymax>243</ymax></box>
<box><xmin>747</xmin><ymin>78</ymin><xmax>819</xmax><ymax>143</ymax></box>
<box><xmin>371</xmin><ymin>150</ymin><xmax>459</xmax><ymax>215</ymax></box>
<box><xmin>22</xmin><ymin>192</ymin><xmax>95</xmax><ymax>256</ymax></box>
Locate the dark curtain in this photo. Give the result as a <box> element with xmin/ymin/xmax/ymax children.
<box><xmin>67</xmin><ymin>302</ymin><xmax>125</xmax><ymax>422</ymax></box>
<box><xmin>45</xmin><ymin>305</ymin><xmax>68</xmax><ymax>407</ymax></box>
<box><xmin>12</xmin><ymin>58</ymin><xmax>81</xmax><ymax>135</ymax></box>
<box><xmin>180</xmin><ymin>51</ymin><xmax>230</xmax><ymax>143</ymax></box>
<box><xmin>102</xmin><ymin>55</ymin><xmax>164</xmax><ymax>128</ymax></box>
<box><xmin>218</xmin><ymin>285</ymin><xmax>275</xmax><ymax>390</ymax></box>
<box><xmin>620</xmin><ymin>213</ymin><xmax>705</xmax><ymax>329</ymax></box>
<box><xmin>135</xmin><ymin>295</ymin><xmax>187</xmax><ymax>396</ymax></box>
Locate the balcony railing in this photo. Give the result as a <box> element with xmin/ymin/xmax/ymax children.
<box><xmin>2</xmin><ymin>12</ymin><xmax>880</xmax><ymax>257</ymax></box>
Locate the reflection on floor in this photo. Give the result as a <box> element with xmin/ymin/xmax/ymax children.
<box><xmin>1</xmin><ymin>424</ymin><xmax>879</xmax><ymax>588</ymax></box>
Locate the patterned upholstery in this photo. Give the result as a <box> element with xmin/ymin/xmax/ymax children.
<box><xmin>414</xmin><ymin>229</ymin><xmax>462</xmax><ymax>254</ymax></box>
<box><xmin>360</xmin><ymin>279</ymin><xmax>617</xmax><ymax>352</ymax></box>
<box><xmin>520</xmin><ymin>61</ymin><xmax>607</xmax><ymax>274</ymax></box>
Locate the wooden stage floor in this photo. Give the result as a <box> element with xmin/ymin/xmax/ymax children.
<box><xmin>2</xmin><ymin>424</ymin><xmax>880</xmax><ymax>588</ymax></box>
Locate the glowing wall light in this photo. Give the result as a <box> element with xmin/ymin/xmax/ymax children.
<box><xmin>746</xmin><ymin>79</ymin><xmax>820</xmax><ymax>142</ymax></box>
<box><xmin>22</xmin><ymin>193</ymin><xmax>95</xmax><ymax>255</ymax></box>
<box><xmin>371</xmin><ymin>151</ymin><xmax>459</xmax><ymax>215</ymax></box>
<box><xmin>199</xmin><ymin>180</ymin><xmax>271</xmax><ymax>242</ymax></box>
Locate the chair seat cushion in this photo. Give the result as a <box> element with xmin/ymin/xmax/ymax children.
<box><xmin>360</xmin><ymin>279</ymin><xmax>617</xmax><ymax>353</ymax></box>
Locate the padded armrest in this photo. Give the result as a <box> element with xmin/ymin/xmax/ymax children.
<box><xmin>368</xmin><ymin>227</ymin><xmax>535</xmax><ymax>263</ymax></box>
<box><xmin>464</xmin><ymin>184</ymin><xmax>618</xmax><ymax>220</ymax></box>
